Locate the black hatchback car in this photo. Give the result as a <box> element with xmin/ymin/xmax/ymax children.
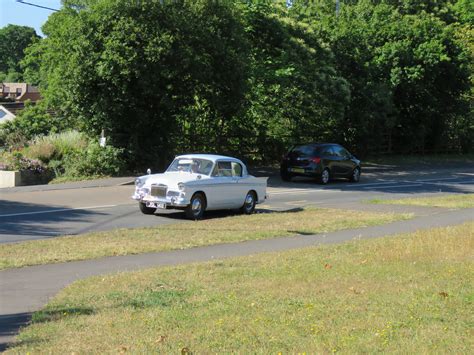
<box><xmin>280</xmin><ymin>143</ymin><xmax>361</xmax><ymax>184</ymax></box>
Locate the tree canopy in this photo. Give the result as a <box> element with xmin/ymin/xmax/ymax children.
<box><xmin>0</xmin><ymin>24</ymin><xmax>39</xmax><ymax>81</ymax></box>
<box><xmin>16</xmin><ymin>0</ymin><xmax>473</xmax><ymax>169</ymax></box>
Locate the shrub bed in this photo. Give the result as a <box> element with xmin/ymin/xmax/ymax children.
<box><xmin>0</xmin><ymin>130</ymin><xmax>124</xmax><ymax>185</ymax></box>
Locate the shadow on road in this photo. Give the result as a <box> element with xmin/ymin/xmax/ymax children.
<box><xmin>0</xmin><ymin>200</ymin><xmax>107</xmax><ymax>239</ymax></box>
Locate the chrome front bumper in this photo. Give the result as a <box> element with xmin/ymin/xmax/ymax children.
<box><xmin>132</xmin><ymin>190</ymin><xmax>189</xmax><ymax>208</ymax></box>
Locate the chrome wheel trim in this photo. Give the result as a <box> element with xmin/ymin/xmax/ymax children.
<box><xmin>191</xmin><ymin>197</ymin><xmax>202</xmax><ymax>215</ymax></box>
<box><xmin>244</xmin><ymin>193</ymin><xmax>255</xmax><ymax>212</ymax></box>
<box><xmin>322</xmin><ymin>170</ymin><xmax>329</xmax><ymax>184</ymax></box>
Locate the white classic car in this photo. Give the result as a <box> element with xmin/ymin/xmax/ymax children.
<box><xmin>132</xmin><ymin>154</ymin><xmax>267</xmax><ymax>219</ymax></box>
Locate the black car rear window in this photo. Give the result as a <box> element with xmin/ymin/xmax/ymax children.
<box><xmin>290</xmin><ymin>145</ymin><xmax>322</xmax><ymax>156</ymax></box>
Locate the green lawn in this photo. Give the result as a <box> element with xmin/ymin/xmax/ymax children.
<box><xmin>8</xmin><ymin>222</ymin><xmax>473</xmax><ymax>353</ymax></box>
<box><xmin>368</xmin><ymin>193</ymin><xmax>474</xmax><ymax>209</ymax></box>
<box><xmin>0</xmin><ymin>208</ymin><xmax>411</xmax><ymax>270</ymax></box>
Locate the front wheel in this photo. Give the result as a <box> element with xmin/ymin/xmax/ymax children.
<box><xmin>350</xmin><ymin>167</ymin><xmax>361</xmax><ymax>182</ymax></box>
<box><xmin>241</xmin><ymin>191</ymin><xmax>257</xmax><ymax>215</ymax></box>
<box><xmin>185</xmin><ymin>193</ymin><xmax>206</xmax><ymax>220</ymax></box>
<box><xmin>139</xmin><ymin>202</ymin><xmax>156</xmax><ymax>215</ymax></box>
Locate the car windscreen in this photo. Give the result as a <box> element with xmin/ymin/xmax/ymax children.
<box><xmin>167</xmin><ymin>158</ymin><xmax>214</xmax><ymax>175</ymax></box>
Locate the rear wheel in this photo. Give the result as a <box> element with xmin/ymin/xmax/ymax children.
<box><xmin>318</xmin><ymin>168</ymin><xmax>330</xmax><ymax>185</ymax></box>
<box><xmin>350</xmin><ymin>167</ymin><xmax>361</xmax><ymax>182</ymax></box>
<box><xmin>185</xmin><ymin>193</ymin><xmax>206</xmax><ymax>220</ymax></box>
<box><xmin>241</xmin><ymin>191</ymin><xmax>257</xmax><ymax>215</ymax></box>
<box><xmin>139</xmin><ymin>202</ymin><xmax>156</xmax><ymax>215</ymax></box>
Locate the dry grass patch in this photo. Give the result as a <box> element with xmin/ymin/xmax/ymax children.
<box><xmin>0</xmin><ymin>208</ymin><xmax>411</xmax><ymax>270</ymax></box>
<box><xmin>368</xmin><ymin>193</ymin><xmax>474</xmax><ymax>209</ymax></box>
<box><xmin>8</xmin><ymin>222</ymin><xmax>473</xmax><ymax>353</ymax></box>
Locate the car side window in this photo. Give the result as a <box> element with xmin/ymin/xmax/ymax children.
<box><xmin>231</xmin><ymin>162</ymin><xmax>242</xmax><ymax>177</ymax></box>
<box><xmin>333</xmin><ymin>146</ymin><xmax>350</xmax><ymax>158</ymax></box>
<box><xmin>332</xmin><ymin>147</ymin><xmax>340</xmax><ymax>156</ymax></box>
<box><xmin>340</xmin><ymin>148</ymin><xmax>351</xmax><ymax>158</ymax></box>
<box><xmin>212</xmin><ymin>161</ymin><xmax>233</xmax><ymax>177</ymax></box>
<box><xmin>320</xmin><ymin>147</ymin><xmax>333</xmax><ymax>157</ymax></box>
<box><xmin>200</xmin><ymin>161</ymin><xmax>213</xmax><ymax>175</ymax></box>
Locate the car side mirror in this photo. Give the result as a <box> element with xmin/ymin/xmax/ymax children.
<box><xmin>147</xmin><ymin>168</ymin><xmax>151</xmax><ymax>175</ymax></box>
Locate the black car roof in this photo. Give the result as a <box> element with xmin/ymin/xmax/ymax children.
<box><xmin>293</xmin><ymin>143</ymin><xmax>339</xmax><ymax>147</ymax></box>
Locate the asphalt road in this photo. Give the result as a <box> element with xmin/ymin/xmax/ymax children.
<box><xmin>0</xmin><ymin>163</ymin><xmax>473</xmax><ymax>243</ymax></box>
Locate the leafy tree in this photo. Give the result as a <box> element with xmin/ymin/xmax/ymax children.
<box><xmin>239</xmin><ymin>1</ymin><xmax>349</xmax><ymax>160</ymax></box>
<box><xmin>0</xmin><ymin>24</ymin><xmax>39</xmax><ymax>78</ymax></box>
<box><xmin>20</xmin><ymin>0</ymin><xmax>473</xmax><ymax>166</ymax></box>
<box><xmin>453</xmin><ymin>0</ymin><xmax>474</xmax><ymax>24</ymax></box>
<box><xmin>25</xmin><ymin>0</ymin><xmax>250</xmax><ymax>170</ymax></box>
<box><xmin>0</xmin><ymin>71</ymin><xmax>22</xmax><ymax>82</ymax></box>
<box><xmin>292</xmin><ymin>0</ymin><xmax>471</xmax><ymax>154</ymax></box>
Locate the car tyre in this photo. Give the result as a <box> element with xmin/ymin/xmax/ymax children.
<box><xmin>185</xmin><ymin>193</ymin><xmax>206</xmax><ymax>220</ymax></box>
<box><xmin>241</xmin><ymin>191</ymin><xmax>257</xmax><ymax>215</ymax></box>
<box><xmin>139</xmin><ymin>202</ymin><xmax>156</xmax><ymax>215</ymax></box>
<box><xmin>350</xmin><ymin>167</ymin><xmax>361</xmax><ymax>182</ymax></box>
<box><xmin>318</xmin><ymin>168</ymin><xmax>330</xmax><ymax>185</ymax></box>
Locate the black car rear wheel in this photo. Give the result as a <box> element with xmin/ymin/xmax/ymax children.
<box><xmin>318</xmin><ymin>168</ymin><xmax>330</xmax><ymax>185</ymax></box>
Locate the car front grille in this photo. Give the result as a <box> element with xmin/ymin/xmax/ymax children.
<box><xmin>150</xmin><ymin>184</ymin><xmax>167</xmax><ymax>198</ymax></box>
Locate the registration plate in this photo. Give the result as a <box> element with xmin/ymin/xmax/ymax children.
<box><xmin>290</xmin><ymin>168</ymin><xmax>305</xmax><ymax>173</ymax></box>
<box><xmin>146</xmin><ymin>202</ymin><xmax>167</xmax><ymax>209</ymax></box>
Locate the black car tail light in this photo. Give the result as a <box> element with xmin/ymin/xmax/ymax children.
<box><xmin>311</xmin><ymin>157</ymin><xmax>321</xmax><ymax>164</ymax></box>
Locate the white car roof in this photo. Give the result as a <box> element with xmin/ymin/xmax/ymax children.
<box><xmin>175</xmin><ymin>154</ymin><xmax>244</xmax><ymax>164</ymax></box>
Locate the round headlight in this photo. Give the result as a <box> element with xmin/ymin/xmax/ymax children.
<box><xmin>135</xmin><ymin>177</ymin><xmax>145</xmax><ymax>187</ymax></box>
<box><xmin>178</xmin><ymin>182</ymin><xmax>185</xmax><ymax>191</ymax></box>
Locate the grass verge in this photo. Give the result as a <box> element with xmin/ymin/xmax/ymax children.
<box><xmin>0</xmin><ymin>208</ymin><xmax>411</xmax><ymax>270</ymax></box>
<box><xmin>368</xmin><ymin>193</ymin><xmax>474</xmax><ymax>209</ymax></box>
<box><xmin>7</xmin><ymin>222</ymin><xmax>473</xmax><ymax>353</ymax></box>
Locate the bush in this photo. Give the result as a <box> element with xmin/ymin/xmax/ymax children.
<box><xmin>0</xmin><ymin>150</ymin><xmax>48</xmax><ymax>173</ymax></box>
<box><xmin>25</xmin><ymin>130</ymin><xmax>87</xmax><ymax>163</ymax></box>
<box><xmin>1</xmin><ymin>130</ymin><xmax>125</xmax><ymax>181</ymax></box>
<box><xmin>0</xmin><ymin>101</ymin><xmax>74</xmax><ymax>149</ymax></box>
<box><xmin>62</xmin><ymin>141</ymin><xmax>125</xmax><ymax>178</ymax></box>
<box><xmin>23</xmin><ymin>141</ymin><xmax>55</xmax><ymax>163</ymax></box>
